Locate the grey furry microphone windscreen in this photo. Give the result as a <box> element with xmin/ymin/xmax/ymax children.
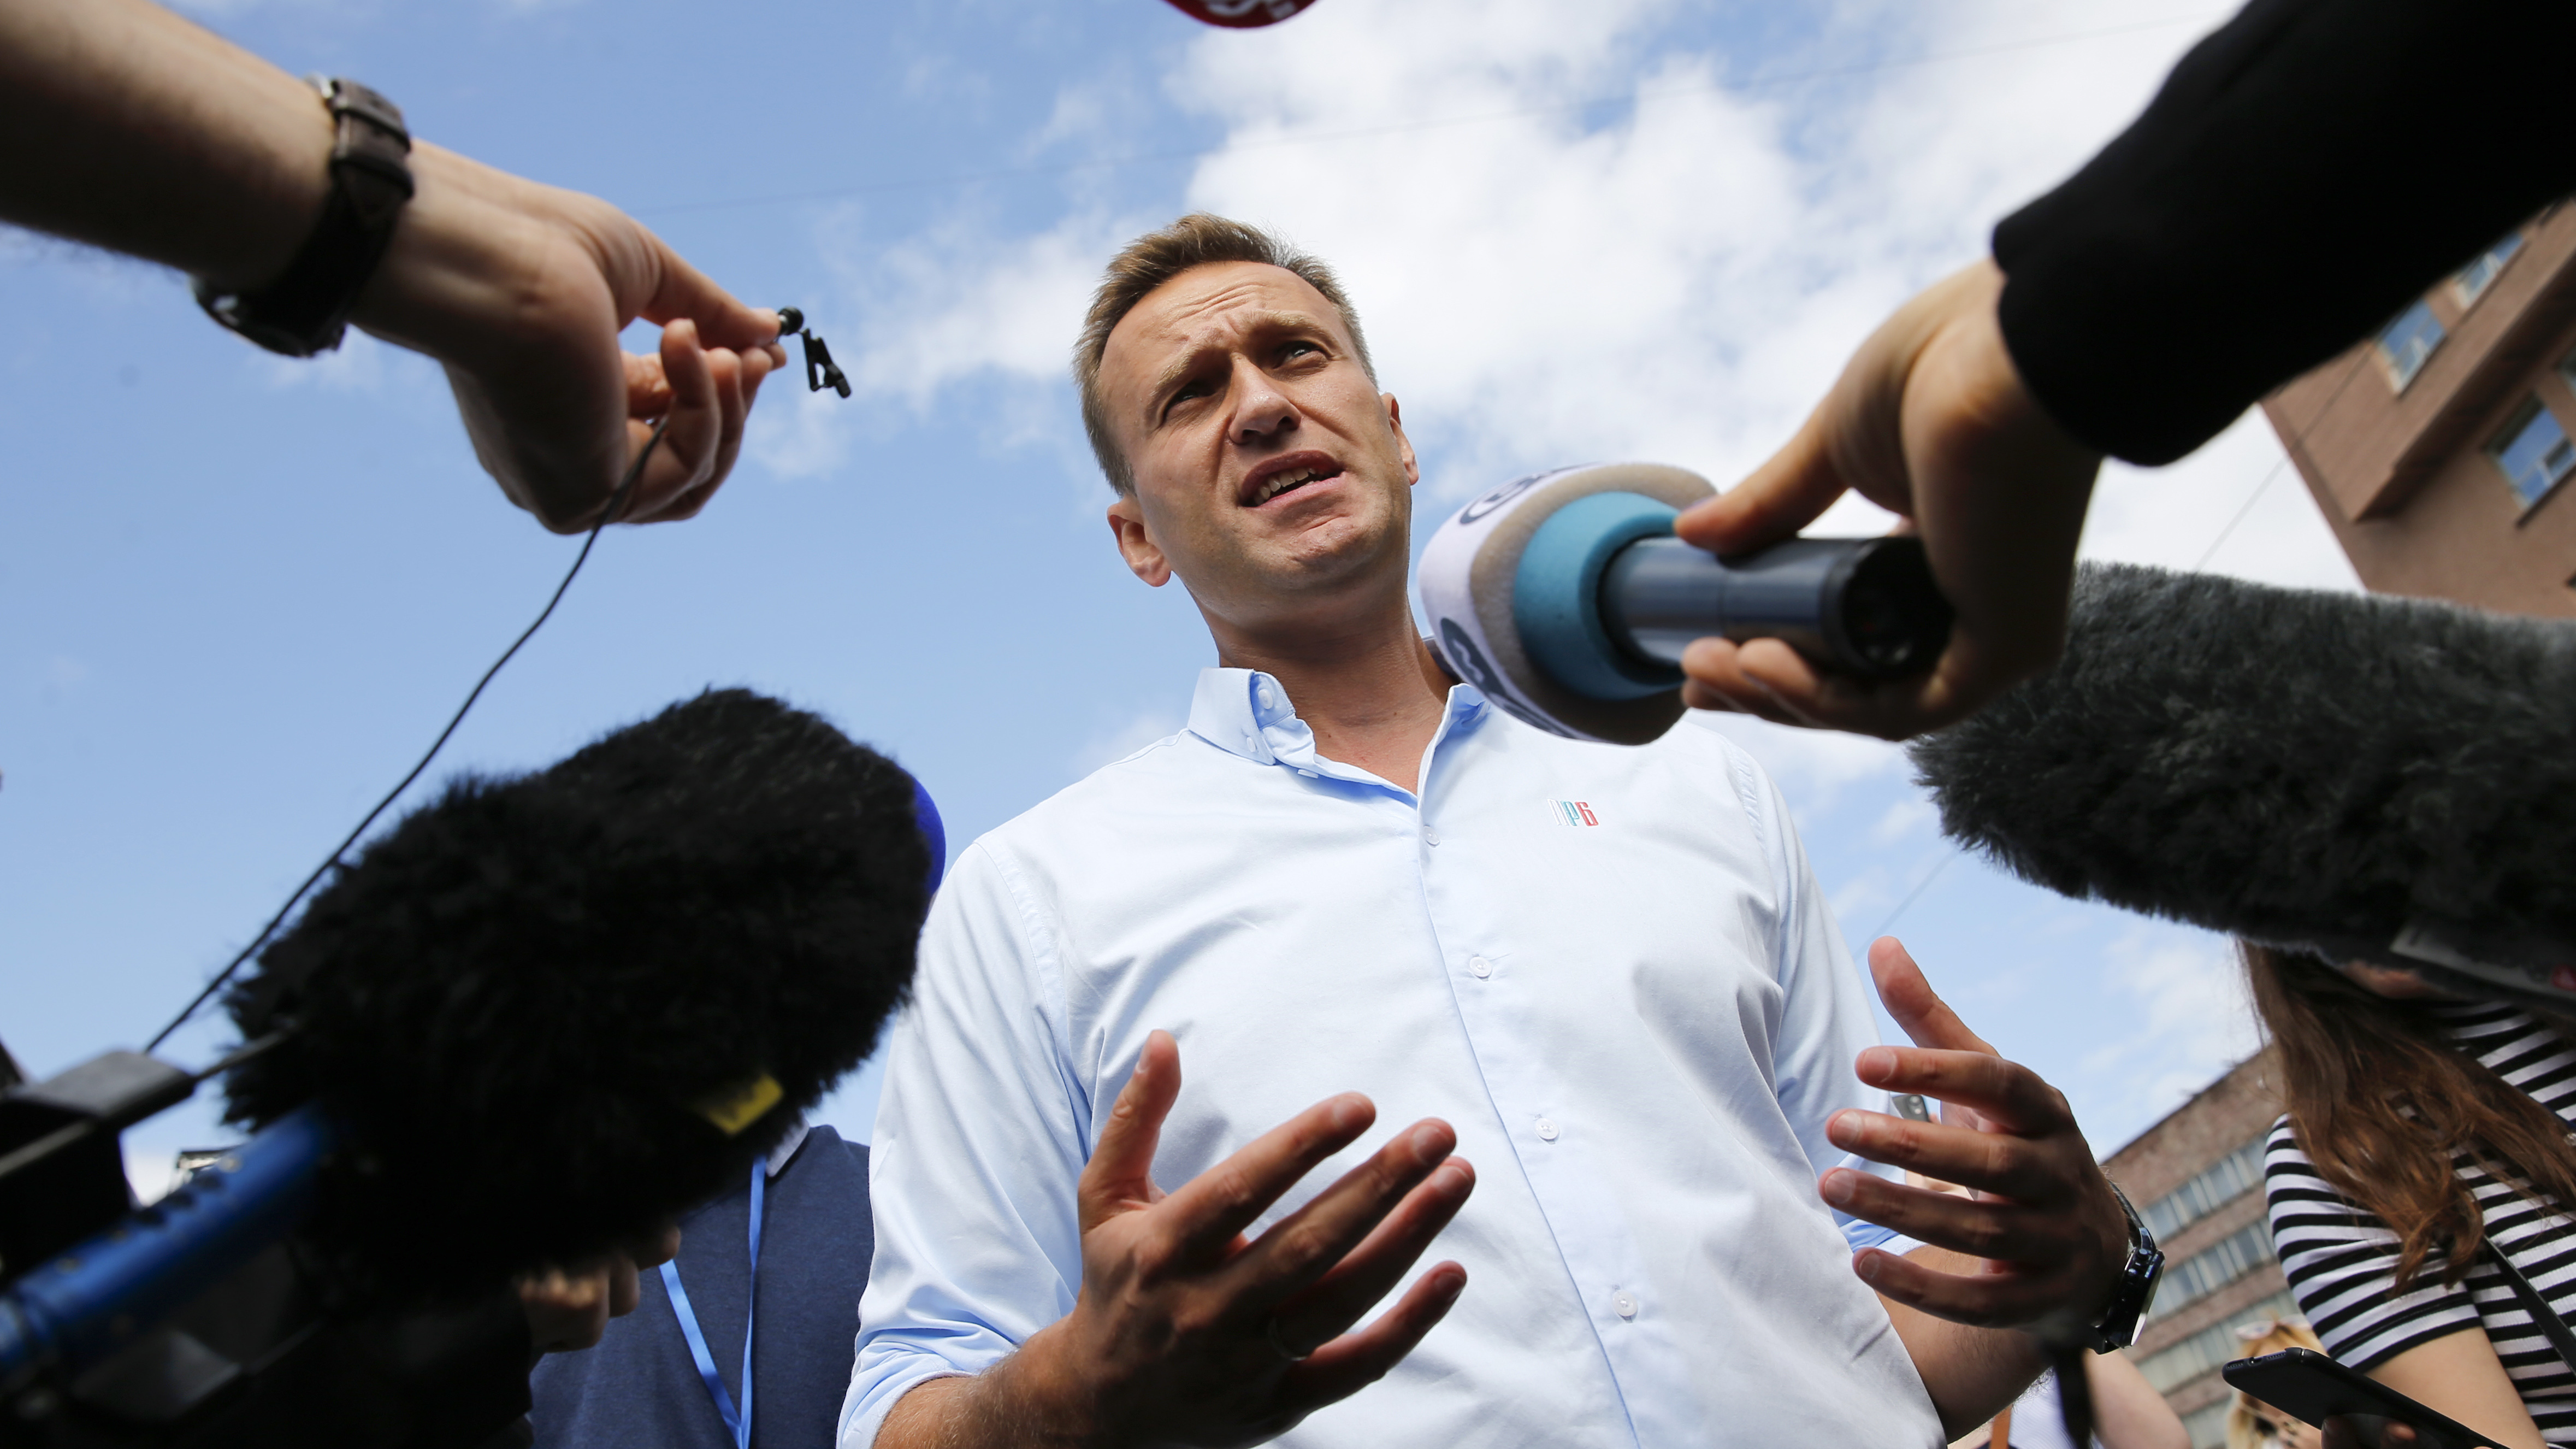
<box><xmin>1906</xmin><ymin>564</ymin><xmax>2576</xmax><ymax>1010</ymax></box>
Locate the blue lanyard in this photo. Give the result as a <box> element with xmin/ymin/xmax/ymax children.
<box><xmin>661</xmin><ymin>1161</ymin><xmax>764</xmax><ymax>1449</ymax></box>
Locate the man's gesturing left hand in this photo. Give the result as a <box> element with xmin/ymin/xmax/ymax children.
<box><xmin>1819</xmin><ymin>936</ymin><xmax>2131</xmax><ymax>1335</ymax></box>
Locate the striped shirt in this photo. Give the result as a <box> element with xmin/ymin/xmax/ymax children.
<box><xmin>2265</xmin><ymin>1003</ymin><xmax>2576</xmax><ymax>1446</ymax></box>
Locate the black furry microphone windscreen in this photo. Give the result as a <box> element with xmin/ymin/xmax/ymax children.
<box><xmin>220</xmin><ymin>688</ymin><xmax>930</xmax><ymax>1297</ymax></box>
<box><xmin>1908</xmin><ymin>564</ymin><xmax>2576</xmax><ymax>1006</ymax></box>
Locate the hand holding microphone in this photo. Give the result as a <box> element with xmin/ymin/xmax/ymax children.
<box><xmin>517</xmin><ymin>1221</ymin><xmax>680</xmax><ymax>1354</ymax></box>
<box><xmin>1417</xmin><ymin>462</ymin><xmax>1955</xmax><ymax>744</ymax></box>
<box><xmin>1673</xmin><ymin>262</ymin><xmax>2102</xmax><ymax>740</ymax></box>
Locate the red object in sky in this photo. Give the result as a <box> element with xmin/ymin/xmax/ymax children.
<box><xmin>1159</xmin><ymin>0</ymin><xmax>1315</xmax><ymax>26</ymax></box>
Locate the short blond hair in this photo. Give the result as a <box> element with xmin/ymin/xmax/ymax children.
<box><xmin>2224</xmin><ymin>1318</ymin><xmax>2327</xmax><ymax>1449</ymax></box>
<box><xmin>1071</xmin><ymin>214</ymin><xmax>1374</xmax><ymax>494</ymax></box>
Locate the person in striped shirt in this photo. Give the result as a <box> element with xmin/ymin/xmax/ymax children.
<box><xmin>2255</xmin><ymin>946</ymin><xmax>2576</xmax><ymax>1449</ymax></box>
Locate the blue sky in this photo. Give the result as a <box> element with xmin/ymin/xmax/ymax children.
<box><xmin>1</xmin><ymin>0</ymin><xmax>2357</xmax><ymax>1195</ymax></box>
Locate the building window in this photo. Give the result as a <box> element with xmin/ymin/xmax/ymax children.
<box><xmin>2140</xmin><ymin>1138</ymin><xmax>2267</xmax><ymax>1243</ymax></box>
<box><xmin>2152</xmin><ymin>1219</ymin><xmax>2278</xmax><ymax>1320</ymax></box>
<box><xmin>2376</xmin><ymin>301</ymin><xmax>2445</xmax><ymax>391</ymax></box>
<box><xmin>2489</xmin><ymin>398</ymin><xmax>2576</xmax><ymax>510</ymax></box>
<box><xmin>2453</xmin><ymin>232</ymin><xmax>2526</xmax><ymax>305</ymax></box>
<box><xmin>2137</xmin><ymin>1288</ymin><xmax>2301</xmax><ymax>1395</ymax></box>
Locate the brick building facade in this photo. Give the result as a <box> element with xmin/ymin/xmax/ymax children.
<box><xmin>2103</xmin><ymin>1049</ymin><xmax>2292</xmax><ymax>1449</ymax></box>
<box><xmin>2264</xmin><ymin>204</ymin><xmax>2576</xmax><ymax>614</ymax></box>
<box><xmin>2098</xmin><ymin>208</ymin><xmax>2576</xmax><ymax>1449</ymax></box>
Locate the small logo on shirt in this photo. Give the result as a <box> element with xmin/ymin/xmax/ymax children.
<box><xmin>1550</xmin><ymin>800</ymin><xmax>1599</xmax><ymax>827</ymax></box>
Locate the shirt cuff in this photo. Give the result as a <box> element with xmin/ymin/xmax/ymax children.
<box><xmin>1843</xmin><ymin>1218</ymin><xmax>1902</xmax><ymax>1253</ymax></box>
<box><xmin>841</xmin><ymin>1363</ymin><xmax>972</xmax><ymax>1449</ymax></box>
<box><xmin>1842</xmin><ymin>1217</ymin><xmax>1928</xmax><ymax>1261</ymax></box>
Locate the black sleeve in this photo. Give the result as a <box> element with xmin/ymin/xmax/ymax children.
<box><xmin>1991</xmin><ymin>0</ymin><xmax>2576</xmax><ymax>466</ymax></box>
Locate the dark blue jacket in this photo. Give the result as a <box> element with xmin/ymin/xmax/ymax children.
<box><xmin>528</xmin><ymin>1126</ymin><xmax>874</xmax><ymax>1449</ymax></box>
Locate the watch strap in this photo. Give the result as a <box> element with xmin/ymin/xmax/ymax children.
<box><xmin>2085</xmin><ymin>1180</ymin><xmax>2166</xmax><ymax>1352</ymax></box>
<box><xmin>195</xmin><ymin>78</ymin><xmax>414</xmax><ymax>358</ymax></box>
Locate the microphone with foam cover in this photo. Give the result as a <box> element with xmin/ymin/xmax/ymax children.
<box><xmin>218</xmin><ymin>686</ymin><xmax>935</xmax><ymax>1296</ymax></box>
<box><xmin>1417</xmin><ymin>463</ymin><xmax>1953</xmax><ymax>744</ymax></box>
<box><xmin>1909</xmin><ymin>563</ymin><xmax>2576</xmax><ymax>1011</ymax></box>
<box><xmin>0</xmin><ymin>689</ymin><xmax>937</xmax><ymax>1444</ymax></box>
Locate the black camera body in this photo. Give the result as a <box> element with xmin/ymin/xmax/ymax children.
<box><xmin>0</xmin><ymin>1047</ymin><xmax>534</xmax><ymax>1449</ymax></box>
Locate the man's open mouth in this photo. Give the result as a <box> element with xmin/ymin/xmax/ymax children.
<box><xmin>1245</xmin><ymin>462</ymin><xmax>1343</xmax><ymax>506</ymax></box>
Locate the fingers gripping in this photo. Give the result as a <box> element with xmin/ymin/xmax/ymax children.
<box><xmin>1673</xmin><ymin>405</ymin><xmax>1853</xmax><ymax>557</ymax></box>
<box><xmin>627</xmin><ymin>225</ymin><xmax>780</xmax><ymax>354</ymax></box>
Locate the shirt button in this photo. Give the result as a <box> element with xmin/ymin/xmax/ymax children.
<box><xmin>1612</xmin><ymin>1292</ymin><xmax>1639</xmax><ymax>1320</ymax></box>
<box><xmin>1257</xmin><ymin>686</ymin><xmax>1275</xmax><ymax>709</ymax></box>
<box><xmin>1468</xmin><ymin>955</ymin><xmax>1492</xmax><ymax>979</ymax></box>
<box><xmin>1245</xmin><ymin>734</ymin><xmax>1259</xmax><ymax>751</ymax></box>
<box><xmin>1535</xmin><ymin>1117</ymin><xmax>1559</xmax><ymax>1141</ymax></box>
<box><xmin>1423</xmin><ymin>827</ymin><xmax>1441</xmax><ymax>846</ymax></box>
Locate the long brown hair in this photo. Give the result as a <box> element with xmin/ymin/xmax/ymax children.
<box><xmin>2247</xmin><ymin>945</ymin><xmax>2576</xmax><ymax>1289</ymax></box>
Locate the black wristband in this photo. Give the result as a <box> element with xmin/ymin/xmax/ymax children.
<box><xmin>2084</xmin><ymin>1181</ymin><xmax>2165</xmax><ymax>1352</ymax></box>
<box><xmin>194</xmin><ymin>78</ymin><xmax>413</xmax><ymax>358</ymax></box>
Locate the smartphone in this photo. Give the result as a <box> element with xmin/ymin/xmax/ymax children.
<box><xmin>2224</xmin><ymin>1348</ymin><xmax>2508</xmax><ymax>1449</ymax></box>
<box><xmin>1892</xmin><ymin>1093</ymin><xmax>1931</xmax><ymax>1122</ymax></box>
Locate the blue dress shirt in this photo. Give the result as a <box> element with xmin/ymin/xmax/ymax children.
<box><xmin>843</xmin><ymin>670</ymin><xmax>1942</xmax><ymax>1448</ymax></box>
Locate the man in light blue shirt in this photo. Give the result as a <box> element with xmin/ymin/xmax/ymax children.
<box><xmin>846</xmin><ymin>214</ymin><xmax>2138</xmax><ymax>1448</ymax></box>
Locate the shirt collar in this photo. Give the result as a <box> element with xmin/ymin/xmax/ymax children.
<box><xmin>1185</xmin><ymin>664</ymin><xmax>1493</xmax><ymax>778</ymax></box>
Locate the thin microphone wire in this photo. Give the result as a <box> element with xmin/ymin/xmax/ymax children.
<box><xmin>144</xmin><ymin>419</ymin><xmax>674</xmax><ymax>1055</ymax></box>
<box><xmin>2193</xmin><ymin>349</ymin><xmax>2374</xmax><ymax>572</ymax></box>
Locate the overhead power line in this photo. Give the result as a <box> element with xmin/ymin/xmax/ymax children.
<box><xmin>635</xmin><ymin>10</ymin><xmax>2228</xmax><ymax>218</ymax></box>
<box><xmin>2193</xmin><ymin>347</ymin><xmax>2374</xmax><ymax>570</ymax></box>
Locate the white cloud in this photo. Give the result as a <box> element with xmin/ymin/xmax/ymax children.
<box><xmin>1870</xmin><ymin>794</ymin><xmax>1939</xmax><ymax>846</ymax></box>
<box><xmin>802</xmin><ymin>0</ymin><xmax>2338</xmax><ymax>1127</ymax></box>
<box><xmin>1073</xmin><ymin>705</ymin><xmax>1186</xmax><ymax>775</ymax></box>
<box><xmin>750</xmin><ymin>382</ymin><xmax>864</xmax><ymax>480</ymax></box>
<box><xmin>837</xmin><ymin>208</ymin><xmax>1136</xmax><ymax>408</ymax></box>
<box><xmin>2080</xmin><ymin>924</ymin><xmax>2264</xmax><ymax>1139</ymax></box>
<box><xmin>2083</xmin><ymin>409</ymin><xmax>2362</xmax><ymax>592</ymax></box>
<box><xmin>1687</xmin><ymin>708</ymin><xmax>1906</xmax><ymax>808</ymax></box>
<box><xmin>825</xmin><ymin>0</ymin><xmax>2350</xmax><ymax>591</ymax></box>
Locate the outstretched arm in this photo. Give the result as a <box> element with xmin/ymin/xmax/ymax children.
<box><xmin>1674</xmin><ymin>0</ymin><xmax>2576</xmax><ymax>740</ymax></box>
<box><xmin>0</xmin><ymin>0</ymin><xmax>787</xmax><ymax>531</ymax></box>
<box><xmin>2085</xmin><ymin>1345</ymin><xmax>2189</xmax><ymax>1449</ymax></box>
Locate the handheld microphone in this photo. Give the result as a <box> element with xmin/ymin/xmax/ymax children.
<box><xmin>0</xmin><ymin>688</ymin><xmax>937</xmax><ymax>1444</ymax></box>
<box><xmin>1910</xmin><ymin>564</ymin><xmax>2576</xmax><ymax>1012</ymax></box>
<box><xmin>1160</xmin><ymin>0</ymin><xmax>1315</xmax><ymax>25</ymax></box>
<box><xmin>1417</xmin><ymin>463</ymin><xmax>1953</xmax><ymax>744</ymax></box>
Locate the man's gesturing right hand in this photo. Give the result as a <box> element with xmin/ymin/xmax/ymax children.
<box><xmin>882</xmin><ymin>1029</ymin><xmax>1474</xmax><ymax>1449</ymax></box>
